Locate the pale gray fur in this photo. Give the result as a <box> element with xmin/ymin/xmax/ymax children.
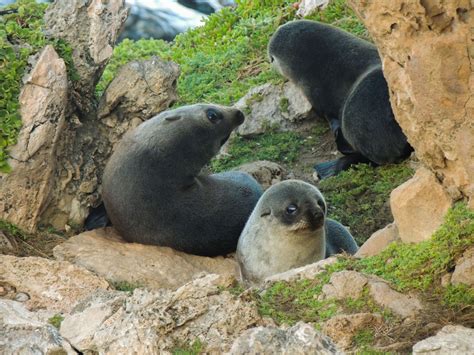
<box><xmin>237</xmin><ymin>180</ymin><xmax>357</xmax><ymax>285</ymax></box>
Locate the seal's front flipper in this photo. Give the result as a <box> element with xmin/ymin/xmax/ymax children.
<box><xmin>314</xmin><ymin>153</ymin><xmax>372</xmax><ymax>179</ymax></box>
<box><xmin>84</xmin><ymin>203</ymin><xmax>111</xmax><ymax>230</ymax></box>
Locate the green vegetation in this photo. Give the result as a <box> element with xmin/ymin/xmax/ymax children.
<box><xmin>211</xmin><ymin>131</ymin><xmax>305</xmax><ymax>172</ymax></box>
<box><xmin>111</xmin><ymin>280</ymin><xmax>142</xmax><ymax>292</ymax></box>
<box><xmin>172</xmin><ymin>339</ymin><xmax>203</xmax><ymax>355</ymax></box>
<box><xmin>355</xmin><ymin>203</ymin><xmax>474</xmax><ymax>296</ymax></box>
<box><xmin>319</xmin><ymin>163</ymin><xmax>414</xmax><ymax>245</ymax></box>
<box><xmin>0</xmin><ymin>219</ymin><xmax>27</xmax><ymax>240</ymax></box>
<box><xmin>0</xmin><ymin>0</ymin><xmax>76</xmax><ymax>172</ymax></box>
<box><xmin>48</xmin><ymin>314</ymin><xmax>64</xmax><ymax>329</ymax></box>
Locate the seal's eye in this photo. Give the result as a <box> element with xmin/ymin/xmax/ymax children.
<box><xmin>206</xmin><ymin>109</ymin><xmax>222</xmax><ymax>123</ymax></box>
<box><xmin>285</xmin><ymin>204</ymin><xmax>298</xmax><ymax>215</ymax></box>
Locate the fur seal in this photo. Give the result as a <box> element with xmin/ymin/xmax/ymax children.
<box><xmin>237</xmin><ymin>180</ymin><xmax>358</xmax><ymax>284</ymax></box>
<box><xmin>102</xmin><ymin>104</ymin><xmax>263</xmax><ymax>256</ymax></box>
<box><xmin>268</xmin><ymin>20</ymin><xmax>412</xmax><ymax>178</ymax></box>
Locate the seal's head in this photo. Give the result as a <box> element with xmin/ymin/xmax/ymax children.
<box><xmin>258</xmin><ymin>180</ymin><xmax>327</xmax><ymax>233</ymax></box>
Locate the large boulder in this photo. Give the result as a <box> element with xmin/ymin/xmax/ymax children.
<box><xmin>412</xmin><ymin>325</ymin><xmax>474</xmax><ymax>354</ymax></box>
<box><xmin>348</xmin><ymin>1</ymin><xmax>474</xmax><ymax>211</ymax></box>
<box><xmin>0</xmin><ymin>299</ymin><xmax>76</xmax><ymax>354</ymax></box>
<box><xmin>53</xmin><ymin>228</ymin><xmax>238</xmax><ymax>290</ymax></box>
<box><xmin>60</xmin><ymin>274</ymin><xmax>263</xmax><ymax>353</ymax></box>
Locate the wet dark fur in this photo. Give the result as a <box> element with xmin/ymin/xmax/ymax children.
<box><xmin>102</xmin><ymin>104</ymin><xmax>263</xmax><ymax>256</ymax></box>
<box><xmin>268</xmin><ymin>20</ymin><xmax>412</xmax><ymax>177</ymax></box>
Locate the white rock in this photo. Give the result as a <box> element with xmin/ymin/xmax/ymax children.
<box><xmin>412</xmin><ymin>325</ymin><xmax>474</xmax><ymax>354</ymax></box>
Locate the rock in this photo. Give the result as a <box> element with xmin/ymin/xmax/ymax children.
<box><xmin>322</xmin><ymin>313</ymin><xmax>383</xmax><ymax>350</ymax></box>
<box><xmin>53</xmin><ymin>228</ymin><xmax>239</xmax><ymax>290</ymax></box>
<box><xmin>45</xmin><ymin>0</ymin><xmax>128</xmax><ymax>102</ymax></box>
<box><xmin>0</xmin><ymin>299</ymin><xmax>76</xmax><ymax>354</ymax></box>
<box><xmin>0</xmin><ymin>45</ymin><xmax>68</xmax><ymax>232</ymax></box>
<box><xmin>296</xmin><ymin>0</ymin><xmax>329</xmax><ymax>17</ymax></box>
<box><xmin>234</xmin><ymin>160</ymin><xmax>285</xmax><ymax>190</ymax></box>
<box><xmin>412</xmin><ymin>325</ymin><xmax>474</xmax><ymax>354</ymax></box>
<box><xmin>355</xmin><ymin>223</ymin><xmax>400</xmax><ymax>257</ymax></box>
<box><xmin>0</xmin><ymin>231</ymin><xmax>14</xmax><ymax>252</ymax></box>
<box><xmin>322</xmin><ymin>271</ymin><xmax>368</xmax><ymax>300</ymax></box>
<box><xmin>348</xmin><ymin>1</ymin><xmax>474</xmax><ymax>206</ymax></box>
<box><xmin>234</xmin><ymin>82</ymin><xmax>316</xmax><ymax>137</ymax></box>
<box><xmin>230</xmin><ymin>321</ymin><xmax>343</xmax><ymax>354</ymax></box>
<box><xmin>368</xmin><ymin>280</ymin><xmax>423</xmax><ymax>319</ymax></box>
<box><xmin>98</xmin><ymin>58</ymin><xmax>180</xmax><ymax>147</ymax></box>
<box><xmin>264</xmin><ymin>257</ymin><xmax>338</xmax><ymax>284</ymax></box>
<box><xmin>0</xmin><ymin>255</ymin><xmax>110</xmax><ymax>313</ymax></box>
<box><xmin>390</xmin><ymin>168</ymin><xmax>452</xmax><ymax>243</ymax></box>
<box><xmin>451</xmin><ymin>247</ymin><xmax>474</xmax><ymax>287</ymax></box>
<box><xmin>60</xmin><ymin>274</ymin><xmax>262</xmax><ymax>353</ymax></box>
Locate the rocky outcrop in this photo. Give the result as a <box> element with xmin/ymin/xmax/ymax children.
<box><xmin>60</xmin><ymin>274</ymin><xmax>262</xmax><ymax>353</ymax></box>
<box><xmin>0</xmin><ymin>1</ymin><xmax>179</xmax><ymax>232</ymax></box>
<box><xmin>0</xmin><ymin>45</ymin><xmax>68</xmax><ymax>232</ymax></box>
<box><xmin>230</xmin><ymin>322</ymin><xmax>343</xmax><ymax>354</ymax></box>
<box><xmin>0</xmin><ymin>255</ymin><xmax>110</xmax><ymax>314</ymax></box>
<box><xmin>264</xmin><ymin>257</ymin><xmax>338</xmax><ymax>284</ymax></box>
<box><xmin>97</xmin><ymin>58</ymin><xmax>180</xmax><ymax>148</ymax></box>
<box><xmin>0</xmin><ymin>300</ymin><xmax>76</xmax><ymax>354</ymax></box>
<box><xmin>412</xmin><ymin>325</ymin><xmax>474</xmax><ymax>354</ymax></box>
<box><xmin>355</xmin><ymin>223</ymin><xmax>399</xmax><ymax>257</ymax></box>
<box><xmin>53</xmin><ymin>228</ymin><xmax>238</xmax><ymax>290</ymax></box>
<box><xmin>348</xmin><ymin>1</ymin><xmax>474</xmax><ymax>212</ymax></box>
<box><xmin>234</xmin><ymin>82</ymin><xmax>316</xmax><ymax>137</ymax></box>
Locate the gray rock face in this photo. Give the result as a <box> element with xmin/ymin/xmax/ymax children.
<box><xmin>412</xmin><ymin>325</ymin><xmax>474</xmax><ymax>354</ymax></box>
<box><xmin>230</xmin><ymin>322</ymin><xmax>343</xmax><ymax>355</ymax></box>
<box><xmin>60</xmin><ymin>274</ymin><xmax>262</xmax><ymax>353</ymax></box>
<box><xmin>296</xmin><ymin>0</ymin><xmax>330</xmax><ymax>17</ymax></box>
<box><xmin>0</xmin><ymin>299</ymin><xmax>76</xmax><ymax>354</ymax></box>
<box><xmin>53</xmin><ymin>228</ymin><xmax>238</xmax><ymax>290</ymax></box>
<box><xmin>234</xmin><ymin>82</ymin><xmax>316</xmax><ymax>137</ymax></box>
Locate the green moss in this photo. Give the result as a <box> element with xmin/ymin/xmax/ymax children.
<box><xmin>210</xmin><ymin>131</ymin><xmax>305</xmax><ymax>172</ymax></box>
<box><xmin>353</xmin><ymin>329</ymin><xmax>375</xmax><ymax>347</ymax></box>
<box><xmin>443</xmin><ymin>284</ymin><xmax>474</xmax><ymax>308</ymax></box>
<box><xmin>355</xmin><ymin>203</ymin><xmax>474</xmax><ymax>298</ymax></box>
<box><xmin>0</xmin><ymin>219</ymin><xmax>27</xmax><ymax>240</ymax></box>
<box><xmin>111</xmin><ymin>280</ymin><xmax>142</xmax><ymax>292</ymax></box>
<box><xmin>318</xmin><ymin>163</ymin><xmax>414</xmax><ymax>245</ymax></box>
<box><xmin>0</xmin><ymin>0</ymin><xmax>76</xmax><ymax>172</ymax></box>
<box><xmin>48</xmin><ymin>314</ymin><xmax>64</xmax><ymax>329</ymax></box>
<box><xmin>279</xmin><ymin>97</ymin><xmax>289</xmax><ymax>113</ymax></box>
<box><xmin>172</xmin><ymin>339</ymin><xmax>203</xmax><ymax>355</ymax></box>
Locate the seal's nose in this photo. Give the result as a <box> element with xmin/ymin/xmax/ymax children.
<box><xmin>235</xmin><ymin>109</ymin><xmax>245</xmax><ymax>125</ymax></box>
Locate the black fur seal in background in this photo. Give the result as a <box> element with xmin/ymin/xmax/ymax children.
<box><xmin>268</xmin><ymin>20</ymin><xmax>412</xmax><ymax>178</ymax></box>
<box><xmin>97</xmin><ymin>104</ymin><xmax>263</xmax><ymax>256</ymax></box>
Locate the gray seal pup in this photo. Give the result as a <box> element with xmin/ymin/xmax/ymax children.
<box><xmin>237</xmin><ymin>180</ymin><xmax>358</xmax><ymax>284</ymax></box>
<box><xmin>268</xmin><ymin>20</ymin><xmax>412</xmax><ymax>178</ymax></box>
<box><xmin>102</xmin><ymin>104</ymin><xmax>263</xmax><ymax>256</ymax></box>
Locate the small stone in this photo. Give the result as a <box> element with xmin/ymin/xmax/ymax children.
<box><xmin>264</xmin><ymin>257</ymin><xmax>338</xmax><ymax>284</ymax></box>
<box><xmin>322</xmin><ymin>271</ymin><xmax>368</xmax><ymax>300</ymax></box>
<box><xmin>355</xmin><ymin>223</ymin><xmax>400</xmax><ymax>258</ymax></box>
<box><xmin>234</xmin><ymin>161</ymin><xmax>285</xmax><ymax>190</ymax></box>
<box><xmin>413</xmin><ymin>325</ymin><xmax>474</xmax><ymax>354</ymax></box>
<box><xmin>14</xmin><ymin>292</ymin><xmax>30</xmax><ymax>302</ymax></box>
<box><xmin>451</xmin><ymin>247</ymin><xmax>474</xmax><ymax>287</ymax></box>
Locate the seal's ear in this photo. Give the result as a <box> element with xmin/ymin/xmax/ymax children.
<box><xmin>165</xmin><ymin>115</ymin><xmax>182</xmax><ymax>122</ymax></box>
<box><xmin>260</xmin><ymin>208</ymin><xmax>271</xmax><ymax>217</ymax></box>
